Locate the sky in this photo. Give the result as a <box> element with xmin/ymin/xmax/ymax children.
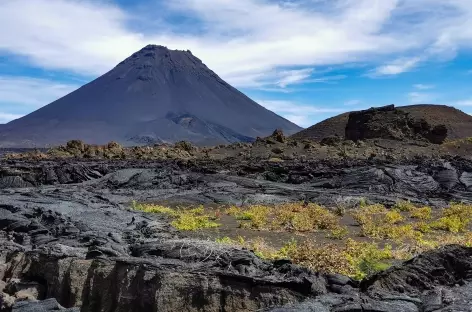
<box><xmin>1</xmin><ymin>0</ymin><xmax>472</xmax><ymax>128</ymax></box>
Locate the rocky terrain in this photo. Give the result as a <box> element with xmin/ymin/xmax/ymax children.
<box><xmin>1</xmin><ymin>151</ymin><xmax>472</xmax><ymax>311</ymax></box>
<box><xmin>2</xmin><ymin>106</ymin><xmax>472</xmax><ymax>311</ymax></box>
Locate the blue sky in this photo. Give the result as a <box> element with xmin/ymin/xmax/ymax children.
<box><xmin>1</xmin><ymin>0</ymin><xmax>472</xmax><ymax>127</ymax></box>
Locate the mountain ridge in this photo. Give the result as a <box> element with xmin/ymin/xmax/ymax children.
<box><xmin>0</xmin><ymin>45</ymin><xmax>301</xmax><ymax>147</ymax></box>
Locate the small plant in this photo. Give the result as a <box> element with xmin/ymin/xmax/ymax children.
<box><xmin>394</xmin><ymin>200</ymin><xmax>416</xmax><ymax>212</ymax></box>
<box><xmin>215</xmin><ymin>237</ymin><xmax>234</xmax><ymax>244</ymax></box>
<box><xmin>133</xmin><ymin>203</ymin><xmax>177</xmax><ymax>216</ymax></box>
<box><xmin>225</xmin><ymin>206</ymin><xmax>243</xmax><ymax>217</ymax></box>
<box><xmin>415</xmin><ymin>221</ymin><xmax>432</xmax><ymax>233</ymax></box>
<box><xmin>410</xmin><ymin>206</ymin><xmax>432</xmax><ymax>220</ymax></box>
<box><xmin>133</xmin><ymin>203</ymin><xmax>220</xmax><ymax>231</ymax></box>
<box><xmin>358</xmin><ymin>197</ymin><xmax>368</xmax><ymax>208</ymax></box>
<box><xmin>353</xmin><ymin>204</ymin><xmax>421</xmax><ymax>240</ymax></box>
<box><xmin>343</xmin><ymin>239</ymin><xmax>393</xmax><ymax>280</ymax></box>
<box><xmin>237</xmin><ymin>205</ymin><xmax>272</xmax><ymax>229</ymax></box>
<box><xmin>385</xmin><ymin>210</ymin><xmax>404</xmax><ymax>224</ymax></box>
<box><xmin>430</xmin><ymin>215</ymin><xmax>469</xmax><ymax>233</ymax></box>
<box><xmin>327</xmin><ymin>226</ymin><xmax>349</xmax><ymax>240</ymax></box>
<box><xmin>430</xmin><ymin>203</ymin><xmax>472</xmax><ymax>233</ymax></box>
<box><xmin>334</xmin><ymin>205</ymin><xmax>346</xmax><ymax>216</ymax></box>
<box><xmin>171</xmin><ymin>212</ymin><xmax>220</xmax><ymax>231</ymax></box>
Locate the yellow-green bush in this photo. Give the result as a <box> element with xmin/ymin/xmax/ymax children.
<box><xmin>430</xmin><ymin>215</ymin><xmax>469</xmax><ymax>233</ymax></box>
<box><xmin>132</xmin><ymin>202</ymin><xmax>177</xmax><ymax>216</ymax></box>
<box><xmin>352</xmin><ymin>204</ymin><xmax>387</xmax><ymax>225</ymax></box>
<box><xmin>385</xmin><ymin>210</ymin><xmax>404</xmax><ymax>224</ymax></box>
<box><xmin>273</xmin><ymin>203</ymin><xmax>340</xmax><ymax>232</ymax></box>
<box><xmin>415</xmin><ymin>221</ymin><xmax>432</xmax><ymax>233</ymax></box>
<box><xmin>227</xmin><ymin>203</ymin><xmax>341</xmax><ymax>232</ymax></box>
<box><xmin>410</xmin><ymin>206</ymin><xmax>432</xmax><ymax>220</ymax></box>
<box><xmin>171</xmin><ymin>212</ymin><xmax>220</xmax><ymax>231</ymax></box>
<box><xmin>429</xmin><ymin>203</ymin><xmax>472</xmax><ymax>233</ymax></box>
<box><xmin>133</xmin><ymin>203</ymin><xmax>220</xmax><ymax>231</ymax></box>
<box><xmin>443</xmin><ymin>202</ymin><xmax>472</xmax><ymax>219</ymax></box>
<box><xmin>327</xmin><ymin>226</ymin><xmax>349</xmax><ymax>240</ymax></box>
<box><xmin>214</xmin><ymin>236</ymin><xmax>394</xmax><ymax>280</ymax></box>
<box><xmin>343</xmin><ymin>239</ymin><xmax>393</xmax><ymax>280</ymax></box>
<box><xmin>393</xmin><ymin>200</ymin><xmax>416</xmax><ymax>212</ymax></box>
<box><xmin>353</xmin><ymin>204</ymin><xmax>419</xmax><ymax>240</ymax></box>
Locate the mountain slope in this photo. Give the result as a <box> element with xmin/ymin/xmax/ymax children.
<box><xmin>0</xmin><ymin>45</ymin><xmax>301</xmax><ymax>147</ymax></box>
<box><xmin>292</xmin><ymin>104</ymin><xmax>472</xmax><ymax>141</ymax></box>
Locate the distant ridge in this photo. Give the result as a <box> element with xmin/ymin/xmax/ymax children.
<box><xmin>0</xmin><ymin>45</ymin><xmax>301</xmax><ymax>147</ymax></box>
<box><xmin>292</xmin><ymin>104</ymin><xmax>472</xmax><ymax>141</ymax></box>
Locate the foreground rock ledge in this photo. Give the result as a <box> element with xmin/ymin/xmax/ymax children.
<box><xmin>3</xmin><ymin>245</ymin><xmax>472</xmax><ymax>311</ymax></box>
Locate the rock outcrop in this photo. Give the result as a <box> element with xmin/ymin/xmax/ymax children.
<box><xmin>344</xmin><ymin>105</ymin><xmax>448</xmax><ymax>144</ymax></box>
<box><xmin>292</xmin><ymin>104</ymin><xmax>472</xmax><ymax>142</ymax></box>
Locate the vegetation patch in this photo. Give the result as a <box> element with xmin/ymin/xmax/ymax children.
<box><xmin>132</xmin><ymin>202</ymin><xmax>220</xmax><ymax>231</ymax></box>
<box><xmin>225</xmin><ymin>202</ymin><xmax>342</xmax><ymax>232</ymax></box>
<box><xmin>215</xmin><ymin>236</ymin><xmax>394</xmax><ymax>280</ymax></box>
<box><xmin>135</xmin><ymin>200</ymin><xmax>472</xmax><ymax>280</ymax></box>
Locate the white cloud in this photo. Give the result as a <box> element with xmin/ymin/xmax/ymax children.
<box><xmin>368</xmin><ymin>57</ymin><xmax>422</xmax><ymax>77</ymax></box>
<box><xmin>408</xmin><ymin>91</ymin><xmax>436</xmax><ymax>103</ymax></box>
<box><xmin>344</xmin><ymin>100</ymin><xmax>362</xmax><ymax>106</ymax></box>
<box><xmin>455</xmin><ymin>99</ymin><xmax>472</xmax><ymax>106</ymax></box>
<box><xmin>257</xmin><ymin>100</ymin><xmax>343</xmax><ymax>127</ymax></box>
<box><xmin>282</xmin><ymin>114</ymin><xmax>311</xmax><ymax>128</ymax></box>
<box><xmin>276</xmin><ymin>68</ymin><xmax>314</xmax><ymax>88</ymax></box>
<box><xmin>0</xmin><ymin>112</ymin><xmax>23</xmax><ymax>123</ymax></box>
<box><xmin>2</xmin><ymin>0</ymin><xmax>467</xmax><ymax>87</ymax></box>
<box><xmin>0</xmin><ymin>0</ymin><xmax>471</xmax><ymax>121</ymax></box>
<box><xmin>0</xmin><ymin>76</ymin><xmax>78</xmax><ymax>107</ymax></box>
<box><xmin>413</xmin><ymin>84</ymin><xmax>435</xmax><ymax>90</ymax></box>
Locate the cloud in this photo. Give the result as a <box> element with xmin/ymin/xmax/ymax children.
<box><xmin>455</xmin><ymin>99</ymin><xmax>472</xmax><ymax>106</ymax></box>
<box><xmin>227</xmin><ymin>67</ymin><xmax>316</xmax><ymax>89</ymax></box>
<box><xmin>1</xmin><ymin>0</ymin><xmax>467</xmax><ymax>88</ymax></box>
<box><xmin>1</xmin><ymin>0</ymin><xmax>472</xmax><ymax>92</ymax></box>
<box><xmin>0</xmin><ymin>112</ymin><xmax>23</xmax><ymax>123</ymax></box>
<box><xmin>413</xmin><ymin>84</ymin><xmax>435</xmax><ymax>90</ymax></box>
<box><xmin>368</xmin><ymin>57</ymin><xmax>422</xmax><ymax>77</ymax></box>
<box><xmin>282</xmin><ymin>114</ymin><xmax>312</xmax><ymax>128</ymax></box>
<box><xmin>257</xmin><ymin>100</ymin><xmax>343</xmax><ymax>127</ymax></box>
<box><xmin>276</xmin><ymin>68</ymin><xmax>314</xmax><ymax>88</ymax></box>
<box><xmin>408</xmin><ymin>91</ymin><xmax>436</xmax><ymax>103</ymax></box>
<box><xmin>0</xmin><ymin>76</ymin><xmax>78</xmax><ymax>107</ymax></box>
<box><xmin>344</xmin><ymin>100</ymin><xmax>362</xmax><ymax>106</ymax></box>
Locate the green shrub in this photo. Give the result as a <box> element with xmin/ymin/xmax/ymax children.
<box><xmin>133</xmin><ymin>203</ymin><xmax>220</xmax><ymax>231</ymax></box>
<box><xmin>410</xmin><ymin>206</ymin><xmax>432</xmax><ymax>220</ymax></box>
<box><xmin>393</xmin><ymin>200</ymin><xmax>416</xmax><ymax>212</ymax></box>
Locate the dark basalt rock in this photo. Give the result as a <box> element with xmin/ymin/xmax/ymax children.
<box><xmin>345</xmin><ymin>104</ymin><xmax>448</xmax><ymax>144</ymax></box>
<box><xmin>1</xmin><ymin>158</ymin><xmax>472</xmax><ymax>311</ymax></box>
<box><xmin>12</xmin><ymin>298</ymin><xmax>79</xmax><ymax>312</ymax></box>
<box><xmin>320</xmin><ymin>135</ymin><xmax>343</xmax><ymax>146</ymax></box>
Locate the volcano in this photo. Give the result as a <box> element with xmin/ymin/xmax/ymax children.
<box><xmin>0</xmin><ymin>45</ymin><xmax>302</xmax><ymax>147</ymax></box>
